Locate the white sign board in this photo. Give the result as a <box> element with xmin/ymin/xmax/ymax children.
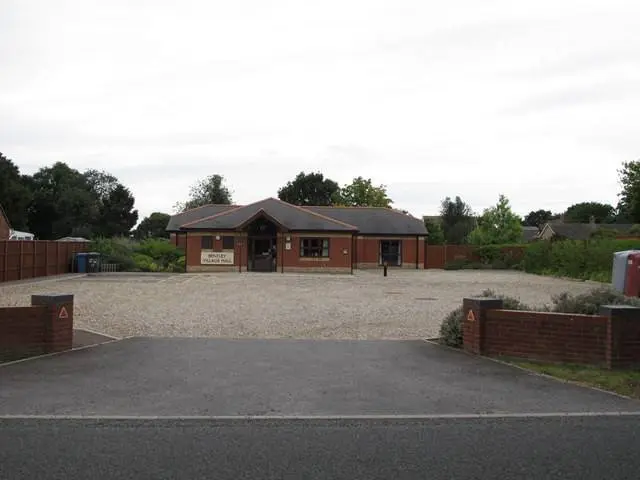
<box><xmin>201</xmin><ymin>250</ymin><xmax>234</xmax><ymax>265</ymax></box>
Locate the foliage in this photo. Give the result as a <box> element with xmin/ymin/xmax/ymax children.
<box><xmin>523</xmin><ymin>209</ymin><xmax>552</xmax><ymax>228</ymax></box>
<box><xmin>438</xmin><ymin>290</ymin><xmax>531</xmax><ymax>347</ymax></box>
<box><xmin>439</xmin><ymin>196</ymin><xmax>475</xmax><ymax>244</ymax></box>
<box><xmin>95</xmin><ymin>184</ymin><xmax>138</xmax><ymax>237</ymax></box>
<box><xmin>630</xmin><ymin>224</ymin><xmax>640</xmax><ymax>235</ymax></box>
<box><xmin>28</xmin><ymin>162</ymin><xmax>101</xmax><ymax>240</ymax></box>
<box><xmin>90</xmin><ymin>237</ymin><xmax>184</xmax><ymax>272</ymax></box>
<box><xmin>547</xmin><ymin>286</ymin><xmax>640</xmax><ymax>315</ymax></box>
<box><xmin>338</xmin><ymin>176</ymin><xmax>392</xmax><ymax>207</ymax></box>
<box><xmin>0</xmin><ymin>152</ymin><xmax>32</xmax><ymax>230</ymax></box>
<box><xmin>134</xmin><ymin>212</ymin><xmax>171</xmax><ymax>239</ymax></box>
<box><xmin>468</xmin><ymin>195</ymin><xmax>522</xmax><ymax>245</ymax></box>
<box><xmin>424</xmin><ymin>218</ymin><xmax>445</xmax><ymax>245</ymax></box>
<box><xmin>474</xmin><ymin>245</ymin><xmax>525</xmax><ymax>268</ymax></box>
<box><xmin>277</xmin><ymin>171</ymin><xmax>341</xmax><ymax>206</ymax></box>
<box><xmin>564</xmin><ymin>201</ymin><xmax>615</xmax><ymax>224</ymax></box>
<box><xmin>522</xmin><ymin>238</ymin><xmax>640</xmax><ymax>282</ymax></box>
<box><xmin>618</xmin><ymin>160</ymin><xmax>640</xmax><ymax>223</ymax></box>
<box><xmin>590</xmin><ymin>227</ymin><xmax>619</xmax><ymax>240</ymax></box>
<box><xmin>175</xmin><ymin>174</ymin><xmax>233</xmax><ymax>212</ymax></box>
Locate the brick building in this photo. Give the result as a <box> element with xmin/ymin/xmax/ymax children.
<box><xmin>0</xmin><ymin>204</ymin><xmax>11</xmax><ymax>240</ymax></box>
<box><xmin>167</xmin><ymin>197</ymin><xmax>427</xmax><ymax>273</ymax></box>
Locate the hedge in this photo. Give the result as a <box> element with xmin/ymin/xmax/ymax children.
<box><xmin>522</xmin><ymin>239</ymin><xmax>640</xmax><ymax>282</ymax></box>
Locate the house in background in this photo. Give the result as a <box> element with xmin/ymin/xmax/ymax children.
<box><xmin>0</xmin><ymin>205</ymin><xmax>11</xmax><ymax>240</ymax></box>
<box><xmin>167</xmin><ymin>197</ymin><xmax>427</xmax><ymax>273</ymax></box>
<box><xmin>521</xmin><ymin>226</ymin><xmax>540</xmax><ymax>243</ymax></box>
<box><xmin>538</xmin><ymin>218</ymin><xmax>635</xmax><ymax>241</ymax></box>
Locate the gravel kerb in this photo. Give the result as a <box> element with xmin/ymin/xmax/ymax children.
<box><xmin>0</xmin><ymin>270</ymin><xmax>600</xmax><ymax>340</ymax></box>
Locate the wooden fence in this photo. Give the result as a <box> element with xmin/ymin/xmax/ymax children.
<box><xmin>0</xmin><ymin>241</ymin><xmax>90</xmax><ymax>283</ymax></box>
<box><xmin>425</xmin><ymin>245</ymin><xmax>525</xmax><ymax>269</ymax></box>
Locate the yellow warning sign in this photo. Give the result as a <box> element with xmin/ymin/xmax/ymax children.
<box><xmin>467</xmin><ymin>310</ymin><xmax>476</xmax><ymax>322</ymax></box>
<box><xmin>58</xmin><ymin>306</ymin><xmax>69</xmax><ymax>319</ymax></box>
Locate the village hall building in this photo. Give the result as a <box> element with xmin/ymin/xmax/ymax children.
<box><xmin>166</xmin><ymin>197</ymin><xmax>427</xmax><ymax>273</ymax></box>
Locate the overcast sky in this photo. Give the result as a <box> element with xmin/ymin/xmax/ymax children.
<box><xmin>2</xmin><ymin>0</ymin><xmax>639</xmax><ymax>219</ymax></box>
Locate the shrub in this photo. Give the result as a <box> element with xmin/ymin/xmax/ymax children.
<box><xmin>134</xmin><ymin>238</ymin><xmax>182</xmax><ymax>268</ymax></box>
<box><xmin>132</xmin><ymin>253</ymin><xmax>159</xmax><ymax>272</ymax></box>
<box><xmin>438</xmin><ymin>290</ymin><xmax>531</xmax><ymax>347</ymax></box>
<box><xmin>444</xmin><ymin>259</ymin><xmax>472</xmax><ymax>270</ymax></box>
<box><xmin>548</xmin><ymin>286</ymin><xmax>640</xmax><ymax>315</ymax></box>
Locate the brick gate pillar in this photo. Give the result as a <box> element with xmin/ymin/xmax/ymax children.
<box><xmin>600</xmin><ymin>305</ymin><xmax>640</xmax><ymax>369</ymax></box>
<box><xmin>462</xmin><ymin>297</ymin><xmax>503</xmax><ymax>355</ymax></box>
<box><xmin>31</xmin><ymin>294</ymin><xmax>74</xmax><ymax>354</ymax></box>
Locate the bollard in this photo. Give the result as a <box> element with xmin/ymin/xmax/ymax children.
<box><xmin>383</xmin><ymin>262</ymin><xmax>388</xmax><ymax>277</ymax></box>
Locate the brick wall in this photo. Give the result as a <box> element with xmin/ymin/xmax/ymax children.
<box><xmin>0</xmin><ymin>294</ymin><xmax>74</xmax><ymax>362</ymax></box>
<box><xmin>281</xmin><ymin>234</ymin><xmax>352</xmax><ymax>273</ymax></box>
<box><xmin>463</xmin><ymin>298</ymin><xmax>640</xmax><ymax>369</ymax></box>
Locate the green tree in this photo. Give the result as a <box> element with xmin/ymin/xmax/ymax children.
<box><xmin>176</xmin><ymin>174</ymin><xmax>233</xmax><ymax>212</ymax></box>
<box><xmin>618</xmin><ymin>160</ymin><xmax>640</xmax><ymax>223</ymax></box>
<box><xmin>84</xmin><ymin>170</ymin><xmax>138</xmax><ymax>237</ymax></box>
<box><xmin>468</xmin><ymin>194</ymin><xmax>522</xmax><ymax>245</ymax></box>
<box><xmin>134</xmin><ymin>212</ymin><xmax>171</xmax><ymax>239</ymax></box>
<box><xmin>339</xmin><ymin>177</ymin><xmax>392</xmax><ymax>207</ymax></box>
<box><xmin>424</xmin><ymin>218</ymin><xmax>445</xmax><ymax>244</ymax></box>
<box><xmin>523</xmin><ymin>209</ymin><xmax>552</xmax><ymax>228</ymax></box>
<box><xmin>564</xmin><ymin>202</ymin><xmax>615</xmax><ymax>224</ymax></box>
<box><xmin>28</xmin><ymin>162</ymin><xmax>100</xmax><ymax>239</ymax></box>
<box><xmin>440</xmin><ymin>196</ymin><xmax>475</xmax><ymax>244</ymax></box>
<box><xmin>277</xmin><ymin>171</ymin><xmax>340</xmax><ymax>206</ymax></box>
<box><xmin>0</xmin><ymin>152</ymin><xmax>32</xmax><ymax>230</ymax></box>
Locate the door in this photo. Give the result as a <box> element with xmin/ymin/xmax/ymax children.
<box><xmin>250</xmin><ymin>237</ymin><xmax>276</xmax><ymax>272</ymax></box>
<box><xmin>380</xmin><ymin>240</ymin><xmax>402</xmax><ymax>266</ymax></box>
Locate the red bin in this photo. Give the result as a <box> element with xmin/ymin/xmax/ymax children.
<box><xmin>624</xmin><ymin>252</ymin><xmax>640</xmax><ymax>297</ymax></box>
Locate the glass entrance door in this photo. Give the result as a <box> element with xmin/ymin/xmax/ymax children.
<box><xmin>379</xmin><ymin>240</ymin><xmax>402</xmax><ymax>266</ymax></box>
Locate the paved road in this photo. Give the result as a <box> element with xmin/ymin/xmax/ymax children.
<box><xmin>1</xmin><ymin>416</ymin><xmax>640</xmax><ymax>479</ymax></box>
<box><xmin>1</xmin><ymin>338</ymin><xmax>638</xmax><ymax>415</ymax></box>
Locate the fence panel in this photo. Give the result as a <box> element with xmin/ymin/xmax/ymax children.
<box><xmin>0</xmin><ymin>241</ymin><xmax>89</xmax><ymax>284</ymax></box>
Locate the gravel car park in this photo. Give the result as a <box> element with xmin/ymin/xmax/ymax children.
<box><xmin>0</xmin><ymin>271</ymin><xmax>600</xmax><ymax>339</ymax></box>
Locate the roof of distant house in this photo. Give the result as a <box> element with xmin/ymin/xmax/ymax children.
<box><xmin>541</xmin><ymin>222</ymin><xmax>635</xmax><ymax>240</ymax></box>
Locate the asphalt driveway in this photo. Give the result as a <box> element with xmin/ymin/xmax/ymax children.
<box><xmin>0</xmin><ymin>338</ymin><xmax>637</xmax><ymax>416</ymax></box>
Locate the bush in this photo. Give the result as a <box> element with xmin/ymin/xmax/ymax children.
<box><xmin>444</xmin><ymin>259</ymin><xmax>471</xmax><ymax>270</ymax></box>
<box><xmin>522</xmin><ymin>238</ymin><xmax>640</xmax><ymax>282</ymax></box>
<box><xmin>134</xmin><ymin>238</ymin><xmax>183</xmax><ymax>270</ymax></box>
<box><xmin>547</xmin><ymin>286</ymin><xmax>640</xmax><ymax>315</ymax></box>
<box><xmin>89</xmin><ymin>237</ymin><xmax>184</xmax><ymax>272</ymax></box>
<box><xmin>438</xmin><ymin>290</ymin><xmax>531</xmax><ymax>347</ymax></box>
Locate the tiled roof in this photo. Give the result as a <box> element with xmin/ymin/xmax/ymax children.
<box><xmin>167</xmin><ymin>198</ymin><xmax>428</xmax><ymax>235</ymax></box>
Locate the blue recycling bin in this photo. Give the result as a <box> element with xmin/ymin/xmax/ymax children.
<box><xmin>75</xmin><ymin>252</ymin><xmax>89</xmax><ymax>273</ymax></box>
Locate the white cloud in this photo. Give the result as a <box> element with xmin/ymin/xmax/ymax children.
<box><xmin>1</xmin><ymin>0</ymin><xmax>639</xmax><ymax>218</ymax></box>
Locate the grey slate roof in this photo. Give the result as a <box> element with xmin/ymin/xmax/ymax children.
<box><xmin>179</xmin><ymin>198</ymin><xmax>358</xmax><ymax>232</ymax></box>
<box><xmin>546</xmin><ymin>223</ymin><xmax>635</xmax><ymax>240</ymax></box>
<box><xmin>166</xmin><ymin>204</ymin><xmax>237</xmax><ymax>231</ymax></box>
<box><xmin>521</xmin><ymin>226</ymin><xmax>540</xmax><ymax>242</ymax></box>
<box><xmin>166</xmin><ymin>198</ymin><xmax>428</xmax><ymax>235</ymax></box>
<box><xmin>306</xmin><ymin>206</ymin><xmax>427</xmax><ymax>235</ymax></box>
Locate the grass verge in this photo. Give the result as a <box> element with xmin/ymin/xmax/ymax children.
<box><xmin>512</xmin><ymin>361</ymin><xmax>640</xmax><ymax>399</ymax></box>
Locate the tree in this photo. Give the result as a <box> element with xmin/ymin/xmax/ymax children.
<box><xmin>277</xmin><ymin>171</ymin><xmax>340</xmax><ymax>206</ymax></box>
<box><xmin>134</xmin><ymin>212</ymin><xmax>171</xmax><ymax>239</ymax></box>
<box><xmin>339</xmin><ymin>177</ymin><xmax>392</xmax><ymax>207</ymax></box>
<box><xmin>28</xmin><ymin>162</ymin><xmax>100</xmax><ymax>239</ymax></box>
<box><xmin>96</xmin><ymin>184</ymin><xmax>138</xmax><ymax>237</ymax></box>
<box><xmin>468</xmin><ymin>195</ymin><xmax>522</xmax><ymax>245</ymax></box>
<box><xmin>523</xmin><ymin>209</ymin><xmax>552</xmax><ymax>229</ymax></box>
<box><xmin>424</xmin><ymin>218</ymin><xmax>445</xmax><ymax>244</ymax></box>
<box><xmin>439</xmin><ymin>196</ymin><xmax>475</xmax><ymax>244</ymax></box>
<box><xmin>0</xmin><ymin>152</ymin><xmax>32</xmax><ymax>230</ymax></box>
<box><xmin>84</xmin><ymin>169</ymin><xmax>138</xmax><ymax>237</ymax></box>
<box><xmin>564</xmin><ymin>202</ymin><xmax>615</xmax><ymax>224</ymax></box>
<box><xmin>618</xmin><ymin>160</ymin><xmax>640</xmax><ymax>223</ymax></box>
<box><xmin>176</xmin><ymin>174</ymin><xmax>233</xmax><ymax>212</ymax></box>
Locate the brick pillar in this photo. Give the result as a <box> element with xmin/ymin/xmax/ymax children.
<box><xmin>31</xmin><ymin>294</ymin><xmax>74</xmax><ymax>354</ymax></box>
<box><xmin>462</xmin><ymin>297</ymin><xmax>503</xmax><ymax>355</ymax></box>
<box><xmin>600</xmin><ymin>305</ymin><xmax>640</xmax><ymax>369</ymax></box>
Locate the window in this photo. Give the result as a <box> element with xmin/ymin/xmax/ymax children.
<box><xmin>201</xmin><ymin>236</ymin><xmax>213</xmax><ymax>249</ymax></box>
<box><xmin>222</xmin><ymin>236</ymin><xmax>235</xmax><ymax>250</ymax></box>
<box><xmin>379</xmin><ymin>240</ymin><xmax>402</xmax><ymax>266</ymax></box>
<box><xmin>300</xmin><ymin>238</ymin><xmax>329</xmax><ymax>257</ymax></box>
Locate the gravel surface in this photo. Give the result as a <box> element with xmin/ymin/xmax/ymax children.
<box><xmin>0</xmin><ymin>271</ymin><xmax>601</xmax><ymax>339</ymax></box>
